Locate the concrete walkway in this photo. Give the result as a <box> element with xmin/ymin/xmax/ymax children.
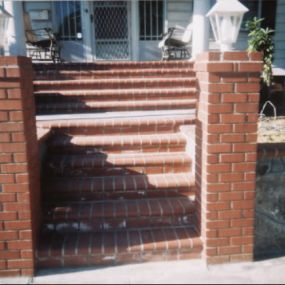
<box><xmin>1</xmin><ymin>257</ymin><xmax>285</xmax><ymax>284</ymax></box>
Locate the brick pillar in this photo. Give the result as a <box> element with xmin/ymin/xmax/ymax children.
<box><xmin>0</xmin><ymin>57</ymin><xmax>41</xmax><ymax>276</ymax></box>
<box><xmin>194</xmin><ymin>52</ymin><xmax>263</xmax><ymax>264</ymax></box>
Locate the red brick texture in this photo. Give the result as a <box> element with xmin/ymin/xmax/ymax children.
<box><xmin>194</xmin><ymin>52</ymin><xmax>262</xmax><ymax>264</ymax></box>
<box><xmin>0</xmin><ymin>57</ymin><xmax>41</xmax><ymax>276</ymax></box>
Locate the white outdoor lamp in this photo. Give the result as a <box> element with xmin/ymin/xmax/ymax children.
<box><xmin>0</xmin><ymin>5</ymin><xmax>11</xmax><ymax>54</ymax></box>
<box><xmin>207</xmin><ymin>0</ymin><xmax>249</xmax><ymax>52</ymax></box>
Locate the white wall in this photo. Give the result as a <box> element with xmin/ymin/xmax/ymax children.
<box><xmin>23</xmin><ymin>1</ymin><xmax>53</xmax><ymax>29</ymax></box>
<box><xmin>167</xmin><ymin>0</ymin><xmax>193</xmax><ymax>28</ymax></box>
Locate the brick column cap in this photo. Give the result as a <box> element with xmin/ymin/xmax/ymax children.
<box><xmin>194</xmin><ymin>51</ymin><xmax>263</xmax><ymax>74</ymax></box>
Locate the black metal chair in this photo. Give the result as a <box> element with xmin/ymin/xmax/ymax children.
<box><xmin>159</xmin><ymin>23</ymin><xmax>193</xmax><ymax>60</ymax></box>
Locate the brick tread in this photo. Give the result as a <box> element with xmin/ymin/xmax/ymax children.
<box><xmin>34</xmin><ymin>87</ymin><xmax>197</xmax><ymax>99</ymax></box>
<box><xmin>46</xmin><ymin>173</ymin><xmax>195</xmax><ymax>194</ymax></box>
<box><xmin>36</xmin><ymin>99</ymin><xmax>197</xmax><ymax>114</ymax></box>
<box><xmin>35</xmin><ymin>68</ymin><xmax>195</xmax><ymax>80</ymax></box>
<box><xmin>43</xmin><ymin>197</ymin><xmax>195</xmax><ymax>229</ymax></box>
<box><xmin>47</xmin><ymin>151</ymin><xmax>192</xmax><ymax>176</ymax></box>
<box><xmin>37</xmin><ymin>114</ymin><xmax>195</xmax><ymax>131</ymax></box>
<box><xmin>33</xmin><ymin>60</ymin><xmax>194</xmax><ymax>71</ymax></box>
<box><xmin>48</xmin><ymin>133</ymin><xmax>187</xmax><ymax>149</ymax></box>
<box><xmin>36</xmin><ymin>226</ymin><xmax>202</xmax><ymax>268</ymax></box>
<box><xmin>47</xmin><ymin>152</ymin><xmax>191</xmax><ymax>169</ymax></box>
<box><xmin>33</xmin><ymin>77</ymin><xmax>197</xmax><ymax>91</ymax></box>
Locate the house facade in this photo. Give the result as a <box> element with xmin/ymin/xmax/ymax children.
<box><xmin>2</xmin><ymin>0</ymin><xmax>285</xmax><ymax>74</ymax></box>
<box><xmin>22</xmin><ymin>0</ymin><xmax>195</xmax><ymax>62</ymax></box>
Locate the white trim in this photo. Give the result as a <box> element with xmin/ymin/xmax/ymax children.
<box><xmin>81</xmin><ymin>1</ymin><xmax>93</xmax><ymax>62</ymax></box>
<box><xmin>127</xmin><ymin>0</ymin><xmax>132</xmax><ymax>60</ymax></box>
<box><xmin>164</xmin><ymin>0</ymin><xmax>168</xmax><ymax>33</ymax></box>
<box><xmin>4</xmin><ymin>0</ymin><xmax>26</xmax><ymax>56</ymax></box>
<box><xmin>192</xmin><ymin>0</ymin><xmax>211</xmax><ymax>58</ymax></box>
<box><xmin>91</xmin><ymin>1</ymin><xmax>96</xmax><ymax>61</ymax></box>
<box><xmin>131</xmin><ymin>0</ymin><xmax>139</xmax><ymax>60</ymax></box>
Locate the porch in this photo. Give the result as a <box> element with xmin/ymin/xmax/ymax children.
<box><xmin>3</xmin><ymin>0</ymin><xmax>211</xmax><ymax>62</ymax></box>
<box><xmin>3</xmin><ymin>0</ymin><xmax>284</xmax><ymax>75</ymax></box>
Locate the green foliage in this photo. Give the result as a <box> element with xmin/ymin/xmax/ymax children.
<box><xmin>246</xmin><ymin>17</ymin><xmax>274</xmax><ymax>87</ymax></box>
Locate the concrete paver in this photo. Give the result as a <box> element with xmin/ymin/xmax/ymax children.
<box><xmin>1</xmin><ymin>257</ymin><xmax>285</xmax><ymax>284</ymax></box>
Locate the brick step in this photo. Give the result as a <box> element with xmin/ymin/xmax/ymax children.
<box><xmin>36</xmin><ymin>226</ymin><xmax>202</xmax><ymax>269</ymax></box>
<box><xmin>42</xmin><ymin>197</ymin><xmax>196</xmax><ymax>233</ymax></box>
<box><xmin>37</xmin><ymin>113</ymin><xmax>195</xmax><ymax>136</ymax></box>
<box><xmin>33</xmin><ymin>61</ymin><xmax>194</xmax><ymax>72</ymax></box>
<box><xmin>33</xmin><ymin>78</ymin><xmax>197</xmax><ymax>91</ymax></box>
<box><xmin>46</xmin><ymin>152</ymin><xmax>191</xmax><ymax>177</ymax></box>
<box><xmin>43</xmin><ymin>173</ymin><xmax>195</xmax><ymax>201</ymax></box>
<box><xmin>35</xmin><ymin>68</ymin><xmax>195</xmax><ymax>80</ymax></box>
<box><xmin>45</xmin><ymin>188</ymin><xmax>194</xmax><ymax>201</ymax></box>
<box><xmin>34</xmin><ymin>88</ymin><xmax>197</xmax><ymax>102</ymax></box>
<box><xmin>47</xmin><ymin>133</ymin><xmax>187</xmax><ymax>154</ymax></box>
<box><xmin>36</xmin><ymin>99</ymin><xmax>197</xmax><ymax>115</ymax></box>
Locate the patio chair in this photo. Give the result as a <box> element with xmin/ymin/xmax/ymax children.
<box><xmin>24</xmin><ymin>12</ymin><xmax>61</xmax><ymax>63</ymax></box>
<box><xmin>158</xmin><ymin>23</ymin><xmax>193</xmax><ymax>60</ymax></box>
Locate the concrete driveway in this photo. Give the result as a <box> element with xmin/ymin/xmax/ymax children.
<box><xmin>1</xmin><ymin>257</ymin><xmax>285</xmax><ymax>284</ymax></box>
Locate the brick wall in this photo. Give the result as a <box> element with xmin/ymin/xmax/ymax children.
<box><xmin>0</xmin><ymin>57</ymin><xmax>41</xmax><ymax>276</ymax></box>
<box><xmin>194</xmin><ymin>51</ymin><xmax>263</xmax><ymax>264</ymax></box>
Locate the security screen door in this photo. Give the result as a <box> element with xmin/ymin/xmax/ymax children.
<box><xmin>93</xmin><ymin>1</ymin><xmax>131</xmax><ymax>60</ymax></box>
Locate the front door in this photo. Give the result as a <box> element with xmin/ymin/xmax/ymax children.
<box><xmin>93</xmin><ymin>1</ymin><xmax>131</xmax><ymax>60</ymax></box>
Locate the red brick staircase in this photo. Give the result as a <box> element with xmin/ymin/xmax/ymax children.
<box><xmin>34</xmin><ymin>62</ymin><xmax>197</xmax><ymax>115</ymax></box>
<box><xmin>34</xmin><ymin>61</ymin><xmax>202</xmax><ymax>269</ymax></box>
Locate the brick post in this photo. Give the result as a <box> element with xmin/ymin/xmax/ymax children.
<box><xmin>0</xmin><ymin>57</ymin><xmax>41</xmax><ymax>276</ymax></box>
<box><xmin>194</xmin><ymin>52</ymin><xmax>263</xmax><ymax>264</ymax></box>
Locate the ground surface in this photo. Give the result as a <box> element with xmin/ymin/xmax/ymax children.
<box><xmin>1</xmin><ymin>258</ymin><xmax>285</xmax><ymax>284</ymax></box>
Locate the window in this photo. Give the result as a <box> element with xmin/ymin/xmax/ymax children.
<box><xmin>139</xmin><ymin>0</ymin><xmax>164</xmax><ymax>41</ymax></box>
<box><xmin>240</xmin><ymin>0</ymin><xmax>277</xmax><ymax>31</ymax></box>
<box><xmin>54</xmin><ymin>1</ymin><xmax>82</xmax><ymax>41</ymax></box>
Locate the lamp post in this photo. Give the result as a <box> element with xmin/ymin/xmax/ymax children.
<box><xmin>207</xmin><ymin>0</ymin><xmax>248</xmax><ymax>52</ymax></box>
<box><xmin>0</xmin><ymin>5</ymin><xmax>11</xmax><ymax>55</ymax></box>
